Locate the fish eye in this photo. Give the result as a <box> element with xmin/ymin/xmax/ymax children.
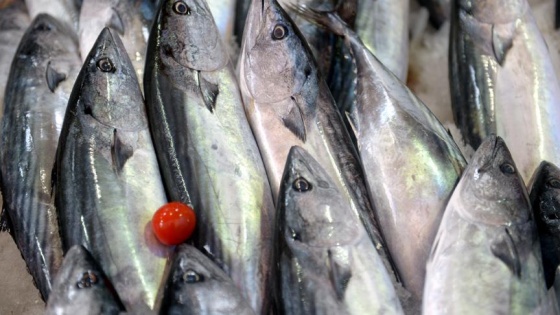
<box><xmin>272</xmin><ymin>24</ymin><xmax>288</xmax><ymax>40</ymax></box>
<box><xmin>96</xmin><ymin>58</ymin><xmax>115</xmax><ymax>73</ymax></box>
<box><xmin>76</xmin><ymin>271</ymin><xmax>98</xmax><ymax>289</ymax></box>
<box><xmin>499</xmin><ymin>163</ymin><xmax>516</xmax><ymax>175</ymax></box>
<box><xmin>548</xmin><ymin>179</ymin><xmax>560</xmax><ymax>189</ymax></box>
<box><xmin>292</xmin><ymin>177</ymin><xmax>312</xmax><ymax>192</ymax></box>
<box><xmin>173</xmin><ymin>1</ymin><xmax>191</xmax><ymax>15</ymax></box>
<box><xmin>183</xmin><ymin>269</ymin><xmax>203</xmax><ymax>283</ymax></box>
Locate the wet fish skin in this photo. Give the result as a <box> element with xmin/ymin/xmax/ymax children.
<box><xmin>292</xmin><ymin>6</ymin><xmax>465</xmax><ymax>300</ymax></box>
<box><xmin>274</xmin><ymin>146</ymin><xmax>403</xmax><ymax>315</ymax></box>
<box><xmin>450</xmin><ymin>0</ymin><xmax>560</xmax><ymax>182</ymax></box>
<box><xmin>144</xmin><ymin>0</ymin><xmax>275</xmax><ymax>313</ymax></box>
<box><xmin>0</xmin><ymin>14</ymin><xmax>81</xmax><ymax>300</ymax></box>
<box><xmin>424</xmin><ymin>135</ymin><xmax>549</xmax><ymax>314</ymax></box>
<box><xmin>55</xmin><ymin>28</ymin><xmax>171</xmax><ymax>312</ymax></box>
<box><xmin>160</xmin><ymin>244</ymin><xmax>255</xmax><ymax>315</ymax></box>
<box><xmin>78</xmin><ymin>0</ymin><xmax>158</xmax><ymax>89</ymax></box>
<box><xmin>529</xmin><ymin>161</ymin><xmax>560</xmax><ymax>289</ymax></box>
<box><xmin>24</xmin><ymin>0</ymin><xmax>79</xmax><ymax>31</ymax></box>
<box><xmin>0</xmin><ymin>0</ymin><xmax>30</xmax><ymax>121</ymax></box>
<box><xmin>45</xmin><ymin>245</ymin><xmax>123</xmax><ymax>315</ymax></box>
<box><xmin>239</xmin><ymin>0</ymin><xmax>399</xmax><ymax>288</ymax></box>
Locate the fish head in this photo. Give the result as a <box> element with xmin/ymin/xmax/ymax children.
<box><xmin>457</xmin><ymin>135</ymin><xmax>530</xmax><ymax>226</ymax></box>
<box><xmin>163</xmin><ymin>244</ymin><xmax>247</xmax><ymax>313</ymax></box>
<box><xmin>158</xmin><ymin>0</ymin><xmax>228</xmax><ymax>71</ymax></box>
<box><xmin>278</xmin><ymin>146</ymin><xmax>359</xmax><ymax>249</ymax></box>
<box><xmin>79</xmin><ymin>28</ymin><xmax>147</xmax><ymax>131</ymax></box>
<box><xmin>46</xmin><ymin>245</ymin><xmax>122</xmax><ymax>312</ymax></box>
<box><xmin>19</xmin><ymin>14</ymin><xmax>78</xmax><ymax>60</ymax></box>
<box><xmin>457</xmin><ymin>0</ymin><xmax>527</xmax><ymax>24</ymax></box>
<box><xmin>241</xmin><ymin>0</ymin><xmax>316</xmax><ymax>103</ymax></box>
<box><xmin>530</xmin><ymin>162</ymin><xmax>560</xmax><ymax>234</ymax></box>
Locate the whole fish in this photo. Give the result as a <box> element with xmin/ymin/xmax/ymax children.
<box><xmin>0</xmin><ymin>0</ymin><xmax>30</xmax><ymax>120</ymax></box>
<box><xmin>238</xmin><ymin>0</ymin><xmax>399</xmax><ymax>289</ymax></box>
<box><xmin>530</xmin><ymin>161</ymin><xmax>560</xmax><ymax>289</ymax></box>
<box><xmin>24</xmin><ymin>0</ymin><xmax>79</xmax><ymax>31</ymax></box>
<box><xmin>55</xmin><ymin>28</ymin><xmax>171</xmax><ymax>312</ymax></box>
<box><xmin>160</xmin><ymin>244</ymin><xmax>255</xmax><ymax>315</ymax></box>
<box><xmin>274</xmin><ymin>146</ymin><xmax>403</xmax><ymax>315</ymax></box>
<box><xmin>424</xmin><ymin>135</ymin><xmax>549</xmax><ymax>314</ymax></box>
<box><xmin>78</xmin><ymin>0</ymin><xmax>158</xmax><ymax>89</ymax></box>
<box><xmin>144</xmin><ymin>0</ymin><xmax>275</xmax><ymax>313</ymax></box>
<box><xmin>291</xmin><ymin>6</ymin><xmax>465</xmax><ymax>300</ymax></box>
<box><xmin>449</xmin><ymin>0</ymin><xmax>560</xmax><ymax>182</ymax></box>
<box><xmin>0</xmin><ymin>14</ymin><xmax>81</xmax><ymax>300</ymax></box>
<box><xmin>417</xmin><ymin>0</ymin><xmax>450</xmax><ymax>29</ymax></box>
<box><xmin>45</xmin><ymin>245</ymin><xmax>123</xmax><ymax>315</ymax></box>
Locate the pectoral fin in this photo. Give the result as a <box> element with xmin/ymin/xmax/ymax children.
<box><xmin>108</xmin><ymin>8</ymin><xmax>125</xmax><ymax>35</ymax></box>
<box><xmin>46</xmin><ymin>62</ymin><xmax>66</xmax><ymax>92</ymax></box>
<box><xmin>327</xmin><ymin>248</ymin><xmax>352</xmax><ymax>300</ymax></box>
<box><xmin>197</xmin><ymin>71</ymin><xmax>219</xmax><ymax>113</ymax></box>
<box><xmin>111</xmin><ymin>129</ymin><xmax>133</xmax><ymax>173</ymax></box>
<box><xmin>281</xmin><ymin>97</ymin><xmax>307</xmax><ymax>142</ymax></box>
<box><xmin>492</xmin><ymin>24</ymin><xmax>514</xmax><ymax>66</ymax></box>
<box><xmin>491</xmin><ymin>228</ymin><xmax>521</xmax><ymax>278</ymax></box>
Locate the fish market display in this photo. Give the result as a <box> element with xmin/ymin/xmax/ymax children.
<box><xmin>78</xmin><ymin>0</ymin><xmax>158</xmax><ymax>88</ymax></box>
<box><xmin>274</xmin><ymin>146</ymin><xmax>404</xmax><ymax>315</ymax></box>
<box><xmin>0</xmin><ymin>0</ymin><xmax>30</xmax><ymax>120</ymax></box>
<box><xmin>45</xmin><ymin>245</ymin><xmax>123</xmax><ymax>315</ymax></box>
<box><xmin>55</xmin><ymin>28</ymin><xmax>170</xmax><ymax>312</ymax></box>
<box><xmin>238</xmin><ymin>0</ymin><xmax>398</xmax><ymax>289</ymax></box>
<box><xmin>292</xmin><ymin>6</ymin><xmax>465</xmax><ymax>300</ymax></box>
<box><xmin>160</xmin><ymin>244</ymin><xmax>255</xmax><ymax>315</ymax></box>
<box><xmin>144</xmin><ymin>0</ymin><xmax>275</xmax><ymax>313</ymax></box>
<box><xmin>424</xmin><ymin>136</ymin><xmax>549</xmax><ymax>314</ymax></box>
<box><xmin>450</xmin><ymin>0</ymin><xmax>560</xmax><ymax>182</ymax></box>
<box><xmin>24</xmin><ymin>0</ymin><xmax>79</xmax><ymax>31</ymax></box>
<box><xmin>0</xmin><ymin>13</ymin><xmax>81</xmax><ymax>300</ymax></box>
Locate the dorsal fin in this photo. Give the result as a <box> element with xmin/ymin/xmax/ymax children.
<box><xmin>490</xmin><ymin>228</ymin><xmax>521</xmax><ymax>278</ymax></box>
<box><xmin>327</xmin><ymin>249</ymin><xmax>352</xmax><ymax>300</ymax></box>
<box><xmin>111</xmin><ymin>129</ymin><xmax>133</xmax><ymax>173</ymax></box>
<box><xmin>108</xmin><ymin>8</ymin><xmax>125</xmax><ymax>35</ymax></box>
<box><xmin>46</xmin><ymin>62</ymin><xmax>66</xmax><ymax>92</ymax></box>
<box><xmin>281</xmin><ymin>97</ymin><xmax>307</xmax><ymax>142</ymax></box>
<box><xmin>196</xmin><ymin>71</ymin><xmax>219</xmax><ymax>113</ymax></box>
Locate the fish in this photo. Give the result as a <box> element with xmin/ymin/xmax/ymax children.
<box><xmin>45</xmin><ymin>245</ymin><xmax>123</xmax><ymax>315</ymax></box>
<box><xmin>416</xmin><ymin>0</ymin><xmax>450</xmax><ymax>29</ymax></box>
<box><xmin>0</xmin><ymin>14</ymin><xmax>81</xmax><ymax>300</ymax></box>
<box><xmin>78</xmin><ymin>0</ymin><xmax>159</xmax><ymax>89</ymax></box>
<box><xmin>207</xmin><ymin>0</ymin><xmax>237</xmax><ymax>46</ymax></box>
<box><xmin>0</xmin><ymin>0</ymin><xmax>30</xmax><ymax>121</ymax></box>
<box><xmin>274</xmin><ymin>146</ymin><xmax>404</xmax><ymax>315</ymax></box>
<box><xmin>238</xmin><ymin>0</ymin><xmax>399</xmax><ymax>289</ymax></box>
<box><xmin>24</xmin><ymin>0</ymin><xmax>79</xmax><ymax>31</ymax></box>
<box><xmin>144</xmin><ymin>0</ymin><xmax>276</xmax><ymax>313</ymax></box>
<box><xmin>55</xmin><ymin>28</ymin><xmax>171</xmax><ymax>312</ymax></box>
<box><xmin>290</xmin><ymin>5</ymin><xmax>466</xmax><ymax>300</ymax></box>
<box><xmin>449</xmin><ymin>0</ymin><xmax>560</xmax><ymax>182</ymax></box>
<box><xmin>423</xmin><ymin>135</ymin><xmax>549</xmax><ymax>314</ymax></box>
<box><xmin>529</xmin><ymin>161</ymin><xmax>560</xmax><ymax>289</ymax></box>
<box><xmin>159</xmin><ymin>244</ymin><xmax>255</xmax><ymax>315</ymax></box>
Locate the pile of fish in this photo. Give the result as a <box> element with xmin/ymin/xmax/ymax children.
<box><xmin>1</xmin><ymin>0</ymin><xmax>560</xmax><ymax>314</ymax></box>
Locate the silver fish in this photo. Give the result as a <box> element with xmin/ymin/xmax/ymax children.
<box><xmin>238</xmin><ymin>0</ymin><xmax>399</xmax><ymax>294</ymax></box>
<box><xmin>144</xmin><ymin>1</ymin><xmax>275</xmax><ymax>313</ymax></box>
<box><xmin>159</xmin><ymin>244</ymin><xmax>255</xmax><ymax>315</ymax></box>
<box><xmin>450</xmin><ymin>0</ymin><xmax>560</xmax><ymax>183</ymax></box>
<box><xmin>0</xmin><ymin>14</ymin><xmax>81</xmax><ymax>300</ymax></box>
<box><xmin>291</xmin><ymin>6</ymin><xmax>465</xmax><ymax>300</ymax></box>
<box><xmin>24</xmin><ymin>0</ymin><xmax>79</xmax><ymax>31</ymax></box>
<box><xmin>424</xmin><ymin>135</ymin><xmax>549</xmax><ymax>314</ymax></box>
<box><xmin>55</xmin><ymin>28</ymin><xmax>171</xmax><ymax>312</ymax></box>
<box><xmin>275</xmin><ymin>146</ymin><xmax>403</xmax><ymax>315</ymax></box>
<box><xmin>78</xmin><ymin>0</ymin><xmax>158</xmax><ymax>89</ymax></box>
<box><xmin>45</xmin><ymin>245</ymin><xmax>123</xmax><ymax>315</ymax></box>
<box><xmin>0</xmin><ymin>0</ymin><xmax>30</xmax><ymax>120</ymax></box>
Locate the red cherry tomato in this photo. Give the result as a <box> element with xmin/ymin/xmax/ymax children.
<box><xmin>152</xmin><ymin>202</ymin><xmax>196</xmax><ymax>245</ymax></box>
